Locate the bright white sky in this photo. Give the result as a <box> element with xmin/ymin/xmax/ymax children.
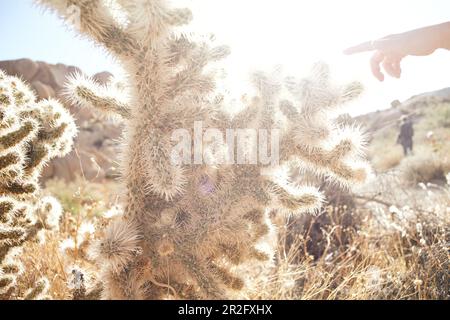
<box><xmin>1</xmin><ymin>0</ymin><xmax>449</xmax><ymax>115</ymax></box>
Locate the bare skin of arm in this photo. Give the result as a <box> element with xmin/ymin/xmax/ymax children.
<box><xmin>344</xmin><ymin>22</ymin><xmax>450</xmax><ymax>81</ymax></box>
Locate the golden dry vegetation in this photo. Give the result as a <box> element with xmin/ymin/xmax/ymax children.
<box><xmin>15</xmin><ymin>103</ymin><xmax>449</xmax><ymax>300</ymax></box>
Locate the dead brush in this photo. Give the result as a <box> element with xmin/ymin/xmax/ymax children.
<box><xmin>246</xmin><ymin>200</ymin><xmax>448</xmax><ymax>300</ymax></box>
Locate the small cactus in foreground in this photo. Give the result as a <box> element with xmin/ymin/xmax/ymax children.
<box><xmin>36</xmin><ymin>0</ymin><xmax>370</xmax><ymax>299</ymax></box>
<box><xmin>0</xmin><ymin>70</ymin><xmax>76</xmax><ymax>299</ymax></box>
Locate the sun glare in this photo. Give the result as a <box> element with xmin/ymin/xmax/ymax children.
<box><xmin>176</xmin><ymin>0</ymin><xmax>450</xmax><ymax>115</ymax></box>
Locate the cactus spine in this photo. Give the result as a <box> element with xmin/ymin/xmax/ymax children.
<box><xmin>0</xmin><ymin>70</ymin><xmax>76</xmax><ymax>299</ymax></box>
<box><xmin>36</xmin><ymin>0</ymin><xmax>370</xmax><ymax>299</ymax></box>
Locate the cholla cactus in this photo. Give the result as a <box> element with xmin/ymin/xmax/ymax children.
<box><xmin>36</xmin><ymin>0</ymin><xmax>370</xmax><ymax>299</ymax></box>
<box><xmin>0</xmin><ymin>70</ymin><xmax>76</xmax><ymax>299</ymax></box>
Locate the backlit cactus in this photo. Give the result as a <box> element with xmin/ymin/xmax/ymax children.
<box><xmin>0</xmin><ymin>70</ymin><xmax>76</xmax><ymax>299</ymax></box>
<box><xmin>36</xmin><ymin>0</ymin><xmax>370</xmax><ymax>299</ymax></box>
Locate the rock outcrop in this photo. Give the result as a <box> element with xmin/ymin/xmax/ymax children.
<box><xmin>0</xmin><ymin>58</ymin><xmax>122</xmax><ymax>182</ymax></box>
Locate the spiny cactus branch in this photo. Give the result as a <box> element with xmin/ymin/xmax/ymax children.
<box><xmin>35</xmin><ymin>0</ymin><xmax>371</xmax><ymax>300</ymax></box>
<box><xmin>0</xmin><ymin>70</ymin><xmax>76</xmax><ymax>299</ymax></box>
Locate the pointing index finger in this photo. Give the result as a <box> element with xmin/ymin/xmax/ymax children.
<box><xmin>343</xmin><ymin>41</ymin><xmax>374</xmax><ymax>55</ymax></box>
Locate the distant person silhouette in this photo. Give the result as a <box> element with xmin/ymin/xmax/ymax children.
<box><xmin>344</xmin><ymin>22</ymin><xmax>450</xmax><ymax>81</ymax></box>
<box><xmin>397</xmin><ymin>115</ymin><xmax>414</xmax><ymax>156</ymax></box>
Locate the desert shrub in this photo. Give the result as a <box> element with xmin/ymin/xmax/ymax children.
<box><xmin>372</xmin><ymin>147</ymin><xmax>404</xmax><ymax>172</ymax></box>
<box><xmin>284</xmin><ymin>204</ymin><xmax>361</xmax><ymax>262</ymax></box>
<box><xmin>399</xmin><ymin>152</ymin><xmax>450</xmax><ymax>186</ymax></box>
<box><xmin>423</xmin><ymin>102</ymin><xmax>450</xmax><ymax>129</ymax></box>
<box><xmin>251</xmin><ymin>155</ymin><xmax>450</xmax><ymax>300</ymax></box>
<box><xmin>368</xmin><ymin>126</ymin><xmax>404</xmax><ymax>172</ymax></box>
<box><xmin>249</xmin><ymin>187</ymin><xmax>449</xmax><ymax>300</ymax></box>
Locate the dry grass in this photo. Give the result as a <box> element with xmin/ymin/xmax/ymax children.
<box><xmin>7</xmin><ymin>102</ymin><xmax>450</xmax><ymax>300</ymax></box>
<box><xmin>248</xmin><ymin>183</ymin><xmax>449</xmax><ymax>300</ymax></box>
<box><xmin>15</xmin><ymin>177</ymin><xmax>121</xmax><ymax>299</ymax></box>
<box><xmin>399</xmin><ymin>151</ymin><xmax>450</xmax><ymax>186</ymax></box>
<box><xmin>372</xmin><ymin>147</ymin><xmax>404</xmax><ymax>172</ymax></box>
<box><xmin>11</xmin><ymin>171</ymin><xmax>449</xmax><ymax>300</ymax></box>
<box><xmin>247</xmin><ymin>102</ymin><xmax>450</xmax><ymax>300</ymax></box>
<box><xmin>367</xmin><ymin>125</ymin><xmax>403</xmax><ymax>172</ymax></box>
